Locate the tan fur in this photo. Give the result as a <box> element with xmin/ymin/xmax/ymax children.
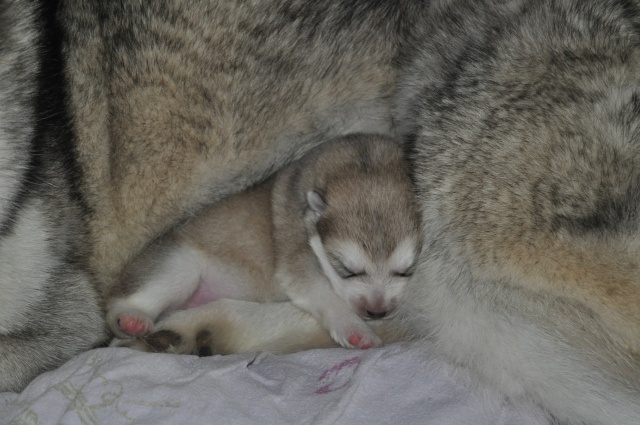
<box><xmin>60</xmin><ymin>1</ymin><xmax>401</xmax><ymax>292</ymax></box>
<box><xmin>177</xmin><ymin>182</ymin><xmax>280</xmax><ymax>302</ymax></box>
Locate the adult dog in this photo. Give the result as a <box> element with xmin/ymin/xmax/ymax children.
<box><xmin>1</xmin><ymin>0</ymin><xmax>638</xmax><ymax>423</ymax></box>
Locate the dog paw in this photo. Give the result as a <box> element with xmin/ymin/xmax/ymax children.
<box><xmin>129</xmin><ymin>328</ymin><xmax>215</xmax><ymax>357</ymax></box>
<box><xmin>115</xmin><ymin>312</ymin><xmax>154</xmax><ymax>337</ymax></box>
<box><xmin>108</xmin><ymin>329</ymin><xmax>181</xmax><ymax>353</ymax></box>
<box><xmin>329</xmin><ymin>319</ymin><xmax>382</xmax><ymax>349</ymax></box>
<box><xmin>106</xmin><ymin>302</ymin><xmax>157</xmax><ymax>338</ymax></box>
<box><xmin>136</xmin><ymin>329</ymin><xmax>184</xmax><ymax>352</ymax></box>
<box><xmin>120</xmin><ymin>307</ymin><xmax>222</xmax><ymax>356</ymax></box>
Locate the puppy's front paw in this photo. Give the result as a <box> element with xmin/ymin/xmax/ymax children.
<box><xmin>329</xmin><ymin>319</ymin><xmax>382</xmax><ymax>349</ymax></box>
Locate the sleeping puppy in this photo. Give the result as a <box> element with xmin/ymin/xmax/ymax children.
<box><xmin>0</xmin><ymin>1</ymin><xmax>638</xmax><ymax>424</ymax></box>
<box><xmin>107</xmin><ymin>134</ymin><xmax>420</xmax><ymax>351</ymax></box>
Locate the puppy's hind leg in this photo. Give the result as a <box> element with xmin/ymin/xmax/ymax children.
<box><xmin>127</xmin><ymin>299</ymin><xmax>337</xmax><ymax>356</ymax></box>
<box><xmin>107</xmin><ymin>236</ymin><xmax>205</xmax><ymax>338</ymax></box>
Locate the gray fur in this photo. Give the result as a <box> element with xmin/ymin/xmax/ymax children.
<box><xmin>0</xmin><ymin>1</ymin><xmax>638</xmax><ymax>424</ymax></box>
<box><xmin>0</xmin><ymin>0</ymin><xmax>105</xmax><ymax>392</ymax></box>
<box><xmin>400</xmin><ymin>1</ymin><xmax>640</xmax><ymax>424</ymax></box>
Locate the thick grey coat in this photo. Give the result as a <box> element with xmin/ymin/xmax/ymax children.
<box><xmin>0</xmin><ymin>1</ymin><xmax>638</xmax><ymax>424</ymax></box>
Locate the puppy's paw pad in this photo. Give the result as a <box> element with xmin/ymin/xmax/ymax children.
<box><xmin>117</xmin><ymin>313</ymin><xmax>153</xmax><ymax>337</ymax></box>
<box><xmin>348</xmin><ymin>334</ymin><xmax>362</xmax><ymax>346</ymax></box>
<box><xmin>348</xmin><ymin>333</ymin><xmax>374</xmax><ymax>349</ymax></box>
<box><xmin>349</xmin><ymin>332</ymin><xmax>380</xmax><ymax>349</ymax></box>
<box><xmin>331</xmin><ymin>322</ymin><xmax>382</xmax><ymax>350</ymax></box>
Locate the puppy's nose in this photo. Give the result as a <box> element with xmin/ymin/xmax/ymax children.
<box><xmin>366</xmin><ymin>309</ymin><xmax>388</xmax><ymax>319</ymax></box>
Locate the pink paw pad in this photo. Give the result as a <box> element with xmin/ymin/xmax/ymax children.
<box><xmin>348</xmin><ymin>334</ymin><xmax>362</xmax><ymax>346</ymax></box>
<box><xmin>348</xmin><ymin>334</ymin><xmax>372</xmax><ymax>350</ymax></box>
<box><xmin>117</xmin><ymin>314</ymin><xmax>152</xmax><ymax>336</ymax></box>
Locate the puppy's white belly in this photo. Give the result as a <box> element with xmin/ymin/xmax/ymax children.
<box><xmin>183</xmin><ymin>268</ymin><xmax>257</xmax><ymax>308</ymax></box>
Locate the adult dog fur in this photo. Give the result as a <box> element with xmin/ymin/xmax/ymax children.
<box><xmin>1</xmin><ymin>0</ymin><xmax>638</xmax><ymax>423</ymax></box>
<box><xmin>0</xmin><ymin>0</ymin><xmax>105</xmax><ymax>392</ymax></box>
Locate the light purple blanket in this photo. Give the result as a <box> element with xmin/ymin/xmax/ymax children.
<box><xmin>0</xmin><ymin>343</ymin><xmax>550</xmax><ymax>424</ymax></box>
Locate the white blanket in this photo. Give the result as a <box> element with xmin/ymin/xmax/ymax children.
<box><xmin>0</xmin><ymin>343</ymin><xmax>550</xmax><ymax>424</ymax></box>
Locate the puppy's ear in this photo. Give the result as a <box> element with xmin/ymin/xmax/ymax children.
<box><xmin>306</xmin><ymin>190</ymin><xmax>327</xmax><ymax>217</ymax></box>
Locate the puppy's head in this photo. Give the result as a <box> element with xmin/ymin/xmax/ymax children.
<box><xmin>305</xmin><ymin>173</ymin><xmax>421</xmax><ymax>320</ymax></box>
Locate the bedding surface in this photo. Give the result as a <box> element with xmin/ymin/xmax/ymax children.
<box><xmin>0</xmin><ymin>343</ymin><xmax>550</xmax><ymax>424</ymax></box>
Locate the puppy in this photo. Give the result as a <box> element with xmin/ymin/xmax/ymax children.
<box><xmin>108</xmin><ymin>134</ymin><xmax>420</xmax><ymax>351</ymax></box>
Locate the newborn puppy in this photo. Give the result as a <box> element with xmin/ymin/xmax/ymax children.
<box><xmin>107</xmin><ymin>134</ymin><xmax>420</xmax><ymax>349</ymax></box>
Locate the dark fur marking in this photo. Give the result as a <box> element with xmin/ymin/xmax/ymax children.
<box><xmin>141</xmin><ymin>330</ymin><xmax>182</xmax><ymax>353</ymax></box>
<box><xmin>196</xmin><ymin>330</ymin><xmax>213</xmax><ymax>357</ymax></box>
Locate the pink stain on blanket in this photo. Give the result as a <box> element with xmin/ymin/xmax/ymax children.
<box><xmin>315</xmin><ymin>356</ymin><xmax>362</xmax><ymax>394</ymax></box>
